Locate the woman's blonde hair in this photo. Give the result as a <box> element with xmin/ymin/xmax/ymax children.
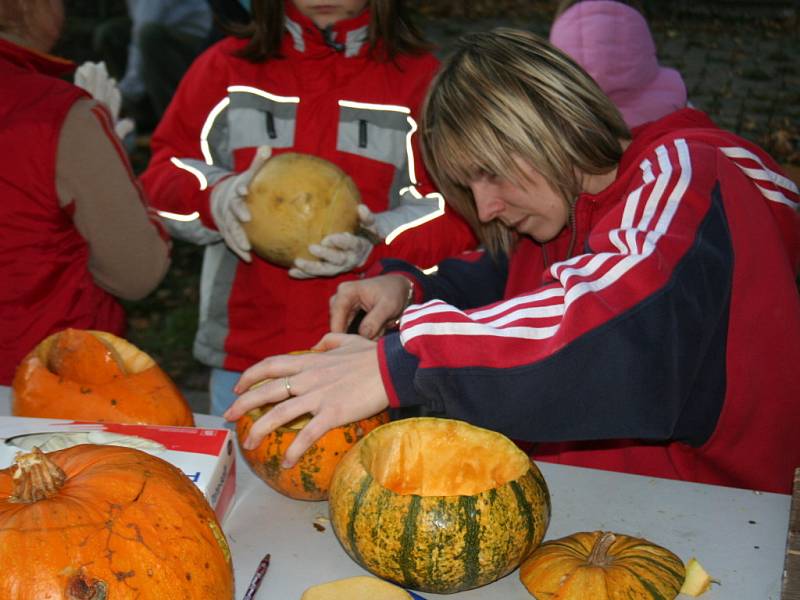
<box><xmin>421</xmin><ymin>28</ymin><xmax>630</xmax><ymax>256</ymax></box>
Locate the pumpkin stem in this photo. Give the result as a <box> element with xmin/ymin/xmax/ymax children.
<box><xmin>9</xmin><ymin>446</ymin><xmax>67</xmax><ymax>503</ymax></box>
<box><xmin>586</xmin><ymin>532</ymin><xmax>617</xmax><ymax>567</ymax></box>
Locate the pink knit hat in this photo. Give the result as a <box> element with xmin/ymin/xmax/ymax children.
<box><xmin>549</xmin><ymin>0</ymin><xmax>687</xmax><ymax>128</ymax></box>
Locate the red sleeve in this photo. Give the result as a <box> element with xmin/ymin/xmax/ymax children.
<box><xmin>139</xmin><ymin>44</ymin><xmax>230</xmax><ymax>228</ymax></box>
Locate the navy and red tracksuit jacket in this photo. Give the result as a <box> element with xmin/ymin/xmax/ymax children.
<box><xmin>379</xmin><ymin>109</ymin><xmax>800</xmax><ymax>494</ymax></box>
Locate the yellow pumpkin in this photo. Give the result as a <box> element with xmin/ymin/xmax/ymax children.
<box><xmin>328</xmin><ymin>417</ymin><xmax>551</xmax><ymax>594</ymax></box>
<box><xmin>12</xmin><ymin>328</ymin><xmax>194</xmax><ymax>426</ymax></box>
<box><xmin>519</xmin><ymin>531</ymin><xmax>686</xmax><ymax>600</ymax></box>
<box><xmin>243</xmin><ymin>152</ymin><xmax>360</xmax><ymax>267</ymax></box>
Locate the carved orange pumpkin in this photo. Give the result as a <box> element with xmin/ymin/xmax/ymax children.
<box><xmin>0</xmin><ymin>444</ymin><xmax>234</xmax><ymax>599</ymax></box>
<box><xmin>12</xmin><ymin>328</ymin><xmax>194</xmax><ymax>426</ymax></box>
<box><xmin>237</xmin><ymin>405</ymin><xmax>389</xmax><ymax>501</ymax></box>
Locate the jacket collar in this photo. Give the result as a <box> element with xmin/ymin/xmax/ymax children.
<box><xmin>620</xmin><ymin>108</ymin><xmax>717</xmax><ymax>173</ymax></box>
<box><xmin>0</xmin><ymin>37</ymin><xmax>76</xmax><ymax>78</ymax></box>
<box><xmin>282</xmin><ymin>0</ymin><xmax>371</xmax><ymax>58</ymax></box>
<box><xmin>576</xmin><ymin>108</ymin><xmax>718</xmax><ymax>212</ymax></box>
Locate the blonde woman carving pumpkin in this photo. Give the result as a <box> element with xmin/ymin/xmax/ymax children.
<box><xmin>225</xmin><ymin>29</ymin><xmax>800</xmax><ymax>495</ymax></box>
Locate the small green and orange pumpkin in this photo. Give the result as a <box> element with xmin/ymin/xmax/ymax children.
<box><xmin>12</xmin><ymin>328</ymin><xmax>194</xmax><ymax>426</ymax></box>
<box><xmin>328</xmin><ymin>417</ymin><xmax>551</xmax><ymax>594</ymax></box>
<box><xmin>237</xmin><ymin>405</ymin><xmax>389</xmax><ymax>501</ymax></box>
<box><xmin>519</xmin><ymin>530</ymin><xmax>686</xmax><ymax>600</ymax></box>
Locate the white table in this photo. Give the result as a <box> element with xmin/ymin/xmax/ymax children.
<box><xmin>0</xmin><ymin>388</ymin><xmax>790</xmax><ymax>599</ymax></box>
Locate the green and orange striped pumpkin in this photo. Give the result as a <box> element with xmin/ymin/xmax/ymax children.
<box><xmin>519</xmin><ymin>531</ymin><xmax>686</xmax><ymax>600</ymax></box>
<box><xmin>328</xmin><ymin>417</ymin><xmax>551</xmax><ymax>594</ymax></box>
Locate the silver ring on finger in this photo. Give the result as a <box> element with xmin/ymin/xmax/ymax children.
<box><xmin>284</xmin><ymin>376</ymin><xmax>294</xmax><ymax>398</ymax></box>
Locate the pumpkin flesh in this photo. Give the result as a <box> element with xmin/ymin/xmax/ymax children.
<box><xmin>328</xmin><ymin>417</ymin><xmax>551</xmax><ymax>594</ymax></box>
<box><xmin>12</xmin><ymin>329</ymin><xmax>194</xmax><ymax>426</ymax></box>
<box><xmin>301</xmin><ymin>575</ymin><xmax>411</xmax><ymax>599</ymax></box>
<box><xmin>0</xmin><ymin>444</ymin><xmax>233</xmax><ymax>599</ymax></box>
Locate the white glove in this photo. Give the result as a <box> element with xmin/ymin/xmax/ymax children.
<box><xmin>74</xmin><ymin>61</ymin><xmax>135</xmax><ymax>140</ymax></box>
<box><xmin>210</xmin><ymin>146</ymin><xmax>272</xmax><ymax>262</ymax></box>
<box><xmin>289</xmin><ymin>232</ymin><xmax>373</xmax><ymax>279</ymax></box>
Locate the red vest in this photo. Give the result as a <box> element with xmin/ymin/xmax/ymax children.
<box><xmin>0</xmin><ymin>40</ymin><xmax>126</xmax><ymax>384</ymax></box>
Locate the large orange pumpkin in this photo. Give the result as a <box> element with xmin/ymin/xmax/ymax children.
<box><xmin>237</xmin><ymin>404</ymin><xmax>389</xmax><ymax>501</ymax></box>
<box><xmin>0</xmin><ymin>444</ymin><xmax>234</xmax><ymax>599</ymax></box>
<box><xmin>12</xmin><ymin>328</ymin><xmax>194</xmax><ymax>426</ymax></box>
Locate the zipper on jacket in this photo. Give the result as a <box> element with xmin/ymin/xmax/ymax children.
<box><xmin>322</xmin><ymin>25</ymin><xmax>345</xmax><ymax>52</ymax></box>
<box><xmin>542</xmin><ymin>201</ymin><xmax>578</xmax><ymax>269</ymax></box>
<box><xmin>566</xmin><ymin>204</ymin><xmax>577</xmax><ymax>259</ymax></box>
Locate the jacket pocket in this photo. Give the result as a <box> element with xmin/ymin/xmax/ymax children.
<box><xmin>336</xmin><ymin>100</ymin><xmax>412</xmax><ymax>169</ymax></box>
<box><xmin>226</xmin><ymin>85</ymin><xmax>300</xmax><ymax>153</ymax></box>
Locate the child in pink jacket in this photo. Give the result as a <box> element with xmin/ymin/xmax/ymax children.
<box><xmin>549</xmin><ymin>0</ymin><xmax>687</xmax><ymax>128</ymax></box>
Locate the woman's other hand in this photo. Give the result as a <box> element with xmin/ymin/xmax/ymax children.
<box><xmin>223</xmin><ymin>333</ymin><xmax>389</xmax><ymax>467</ymax></box>
<box><xmin>329</xmin><ymin>274</ymin><xmax>414</xmax><ymax>339</ymax></box>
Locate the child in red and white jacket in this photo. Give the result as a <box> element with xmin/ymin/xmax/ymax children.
<box><xmin>141</xmin><ymin>0</ymin><xmax>476</xmax><ymax>414</ymax></box>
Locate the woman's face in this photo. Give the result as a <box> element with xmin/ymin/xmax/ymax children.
<box><xmin>468</xmin><ymin>159</ymin><xmax>570</xmax><ymax>243</ymax></box>
<box><xmin>291</xmin><ymin>0</ymin><xmax>369</xmax><ymax>29</ymax></box>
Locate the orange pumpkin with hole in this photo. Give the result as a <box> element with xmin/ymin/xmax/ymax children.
<box><xmin>236</xmin><ymin>402</ymin><xmax>389</xmax><ymax>501</ymax></box>
<box><xmin>243</xmin><ymin>152</ymin><xmax>361</xmax><ymax>268</ymax></box>
<box><xmin>12</xmin><ymin>328</ymin><xmax>194</xmax><ymax>426</ymax></box>
<box><xmin>0</xmin><ymin>444</ymin><xmax>234</xmax><ymax>599</ymax></box>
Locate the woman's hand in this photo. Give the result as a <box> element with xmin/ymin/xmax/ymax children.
<box><xmin>223</xmin><ymin>333</ymin><xmax>389</xmax><ymax>467</ymax></box>
<box><xmin>329</xmin><ymin>274</ymin><xmax>413</xmax><ymax>339</ymax></box>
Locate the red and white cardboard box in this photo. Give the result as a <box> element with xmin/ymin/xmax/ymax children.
<box><xmin>0</xmin><ymin>416</ymin><xmax>236</xmax><ymax>521</ymax></box>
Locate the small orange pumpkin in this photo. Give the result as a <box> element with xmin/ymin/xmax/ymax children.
<box><xmin>12</xmin><ymin>328</ymin><xmax>194</xmax><ymax>426</ymax></box>
<box><xmin>237</xmin><ymin>405</ymin><xmax>389</xmax><ymax>501</ymax></box>
<box><xmin>0</xmin><ymin>444</ymin><xmax>234</xmax><ymax>599</ymax></box>
<box><xmin>519</xmin><ymin>531</ymin><xmax>686</xmax><ymax>600</ymax></box>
